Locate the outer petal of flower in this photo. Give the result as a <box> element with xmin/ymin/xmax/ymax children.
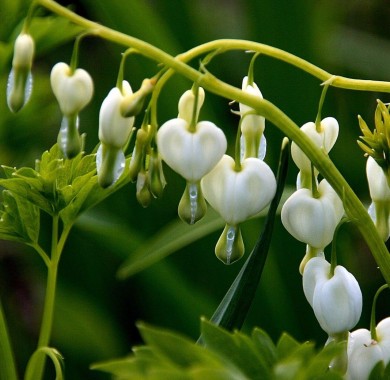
<box><xmin>157</xmin><ymin>118</ymin><xmax>227</xmax><ymax>182</ymax></box>
<box><xmin>281</xmin><ymin>179</ymin><xmax>343</xmax><ymax>249</ymax></box>
<box><xmin>367</xmin><ymin>156</ymin><xmax>390</xmax><ymax>201</ymax></box>
<box><xmin>201</xmin><ymin>155</ymin><xmax>276</xmax><ymax>225</ymax></box>
<box><xmin>312</xmin><ymin>265</ymin><xmax>362</xmax><ymax>335</ymax></box>
<box><xmin>98</xmin><ymin>81</ymin><xmax>135</xmax><ymax>148</ymax></box>
<box><xmin>291</xmin><ymin>118</ymin><xmax>339</xmax><ymax>172</ymax></box>
<box><xmin>302</xmin><ymin>257</ymin><xmax>330</xmax><ymax>308</ymax></box>
<box><xmin>347</xmin><ymin>329</ymin><xmax>384</xmax><ymax>380</ymax></box>
<box><xmin>50</xmin><ymin>62</ymin><xmax>94</xmax><ymax>116</ymax></box>
<box><xmin>376</xmin><ymin>317</ymin><xmax>390</xmax><ymax>363</ymax></box>
<box><xmin>178</xmin><ymin>87</ymin><xmax>205</xmax><ymax>124</ymax></box>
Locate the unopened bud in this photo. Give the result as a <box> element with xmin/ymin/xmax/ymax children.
<box><xmin>7</xmin><ymin>33</ymin><xmax>35</xmax><ymax>113</ymax></box>
<box><xmin>136</xmin><ymin>170</ymin><xmax>152</xmax><ymax>208</ymax></box>
<box><xmin>120</xmin><ymin>78</ymin><xmax>155</xmax><ymax>117</ymax></box>
<box><xmin>148</xmin><ymin>150</ymin><xmax>166</xmax><ymax>198</ymax></box>
<box><xmin>129</xmin><ymin>128</ymin><xmax>149</xmax><ymax>181</ymax></box>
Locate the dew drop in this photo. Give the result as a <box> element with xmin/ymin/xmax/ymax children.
<box><xmin>189</xmin><ymin>183</ymin><xmax>198</xmax><ymax>225</ymax></box>
<box><xmin>225</xmin><ymin>226</ymin><xmax>236</xmax><ymax>265</ymax></box>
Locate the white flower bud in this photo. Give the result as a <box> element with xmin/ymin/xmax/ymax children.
<box><xmin>239</xmin><ymin>76</ymin><xmax>266</xmax><ymax>160</ymax></box>
<box><xmin>291</xmin><ymin>117</ymin><xmax>339</xmax><ymax>173</ymax></box>
<box><xmin>201</xmin><ymin>155</ymin><xmax>276</xmax><ymax>225</ymax></box>
<box><xmin>7</xmin><ymin>33</ymin><xmax>35</xmax><ymax>113</ymax></box>
<box><xmin>347</xmin><ymin>318</ymin><xmax>390</xmax><ymax>380</ymax></box>
<box><xmin>281</xmin><ymin>179</ymin><xmax>344</xmax><ymax>250</ymax></box>
<box><xmin>50</xmin><ymin>62</ymin><xmax>93</xmax><ymax>117</ymax></box>
<box><xmin>177</xmin><ymin>87</ymin><xmax>205</xmax><ymax>124</ymax></box>
<box><xmin>156</xmin><ymin>118</ymin><xmax>227</xmax><ymax>182</ymax></box>
<box><xmin>303</xmin><ymin>257</ymin><xmax>362</xmax><ymax>336</ymax></box>
<box><xmin>99</xmin><ymin>81</ymin><xmax>135</xmax><ymax>149</ymax></box>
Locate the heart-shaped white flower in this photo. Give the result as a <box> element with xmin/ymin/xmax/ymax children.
<box><xmin>347</xmin><ymin>318</ymin><xmax>390</xmax><ymax>380</ymax></box>
<box><xmin>201</xmin><ymin>155</ymin><xmax>276</xmax><ymax>225</ymax></box>
<box><xmin>157</xmin><ymin>118</ymin><xmax>227</xmax><ymax>182</ymax></box>
<box><xmin>50</xmin><ymin>62</ymin><xmax>93</xmax><ymax>117</ymax></box>
<box><xmin>281</xmin><ymin>179</ymin><xmax>344</xmax><ymax>249</ymax></box>
<box><xmin>291</xmin><ymin>117</ymin><xmax>339</xmax><ymax>173</ymax></box>
<box><xmin>303</xmin><ymin>257</ymin><xmax>362</xmax><ymax>336</ymax></box>
<box><xmin>99</xmin><ymin>81</ymin><xmax>135</xmax><ymax>149</ymax></box>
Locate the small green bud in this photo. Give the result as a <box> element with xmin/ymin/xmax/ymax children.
<box><xmin>136</xmin><ymin>170</ymin><xmax>152</xmax><ymax>208</ymax></box>
<box><xmin>178</xmin><ymin>182</ymin><xmax>207</xmax><ymax>225</ymax></box>
<box><xmin>148</xmin><ymin>150</ymin><xmax>166</xmax><ymax>198</ymax></box>
<box><xmin>215</xmin><ymin>224</ymin><xmax>244</xmax><ymax>265</ymax></box>
<box><xmin>129</xmin><ymin>128</ymin><xmax>148</xmax><ymax>181</ymax></box>
<box><xmin>120</xmin><ymin>78</ymin><xmax>155</xmax><ymax>117</ymax></box>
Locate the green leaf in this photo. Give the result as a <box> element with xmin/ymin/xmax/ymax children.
<box><xmin>368</xmin><ymin>360</ymin><xmax>386</xmax><ymax>380</ymax></box>
<box><xmin>137</xmin><ymin>322</ymin><xmax>220</xmax><ymax>369</ymax></box>
<box><xmin>200</xmin><ymin>318</ymin><xmax>269</xmax><ymax>379</ymax></box>
<box><xmin>276</xmin><ymin>332</ymin><xmax>301</xmax><ymax>360</ymax></box>
<box><xmin>251</xmin><ymin>328</ymin><xmax>277</xmax><ymax>368</ymax></box>
<box><xmin>24</xmin><ymin>346</ymin><xmax>65</xmax><ymax>380</ymax></box>
<box><xmin>0</xmin><ymin>190</ymin><xmax>40</xmax><ymax>244</ymax></box>
<box><xmin>117</xmin><ymin>207</ymin><xmax>224</xmax><ymax>278</ymax></box>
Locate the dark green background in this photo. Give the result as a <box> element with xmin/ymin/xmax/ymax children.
<box><xmin>1</xmin><ymin>0</ymin><xmax>390</xmax><ymax>378</ymax></box>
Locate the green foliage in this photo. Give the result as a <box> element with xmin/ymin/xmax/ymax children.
<box><xmin>93</xmin><ymin>319</ymin><xmax>345</xmax><ymax>380</ymax></box>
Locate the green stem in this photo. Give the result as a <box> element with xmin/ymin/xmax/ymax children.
<box><xmin>31</xmin><ymin>217</ymin><xmax>72</xmax><ymax>380</ymax></box>
<box><xmin>37</xmin><ymin>0</ymin><xmax>390</xmax><ymax>285</ymax></box>
<box><xmin>0</xmin><ymin>300</ymin><xmax>19</xmax><ymax>380</ymax></box>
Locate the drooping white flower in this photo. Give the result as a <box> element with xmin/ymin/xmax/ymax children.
<box><xmin>7</xmin><ymin>33</ymin><xmax>35</xmax><ymax>113</ymax></box>
<box><xmin>50</xmin><ymin>62</ymin><xmax>93</xmax><ymax>117</ymax></box>
<box><xmin>201</xmin><ymin>154</ymin><xmax>276</xmax><ymax>226</ymax></box>
<box><xmin>157</xmin><ymin>118</ymin><xmax>227</xmax><ymax>183</ymax></box>
<box><xmin>303</xmin><ymin>257</ymin><xmax>362</xmax><ymax>336</ymax></box>
<box><xmin>291</xmin><ymin>117</ymin><xmax>339</xmax><ymax>189</ymax></box>
<box><xmin>97</xmin><ymin>81</ymin><xmax>135</xmax><ymax>188</ymax></box>
<box><xmin>347</xmin><ymin>318</ymin><xmax>390</xmax><ymax>380</ymax></box>
<box><xmin>281</xmin><ymin>179</ymin><xmax>344</xmax><ymax>250</ymax></box>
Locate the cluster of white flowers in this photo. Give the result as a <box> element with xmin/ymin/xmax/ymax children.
<box><xmin>8</xmin><ymin>31</ymin><xmax>390</xmax><ymax>379</ymax></box>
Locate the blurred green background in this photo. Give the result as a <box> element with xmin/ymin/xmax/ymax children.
<box><xmin>1</xmin><ymin>0</ymin><xmax>390</xmax><ymax>378</ymax></box>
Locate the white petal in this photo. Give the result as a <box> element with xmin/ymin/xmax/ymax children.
<box><xmin>313</xmin><ymin>265</ymin><xmax>362</xmax><ymax>335</ymax></box>
<box><xmin>302</xmin><ymin>257</ymin><xmax>330</xmax><ymax>307</ymax></box>
<box><xmin>98</xmin><ymin>81</ymin><xmax>135</xmax><ymax>148</ymax></box>
<box><xmin>177</xmin><ymin>87</ymin><xmax>205</xmax><ymax>123</ymax></box>
<box><xmin>367</xmin><ymin>156</ymin><xmax>390</xmax><ymax>201</ymax></box>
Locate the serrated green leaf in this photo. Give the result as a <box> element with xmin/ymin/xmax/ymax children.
<box><xmin>0</xmin><ymin>190</ymin><xmax>40</xmax><ymax>243</ymax></box>
<box><xmin>276</xmin><ymin>332</ymin><xmax>301</xmax><ymax>360</ymax></box>
<box><xmin>1</xmin><ymin>166</ymin><xmax>16</xmax><ymax>179</ymax></box>
<box><xmin>251</xmin><ymin>327</ymin><xmax>277</xmax><ymax>368</ymax></box>
<box><xmin>138</xmin><ymin>322</ymin><xmax>219</xmax><ymax>369</ymax></box>
<box><xmin>0</xmin><ymin>178</ymin><xmax>53</xmax><ymax>215</ymax></box>
<box><xmin>200</xmin><ymin>319</ymin><xmax>269</xmax><ymax>379</ymax></box>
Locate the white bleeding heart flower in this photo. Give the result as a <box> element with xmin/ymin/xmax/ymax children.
<box><xmin>97</xmin><ymin>81</ymin><xmax>135</xmax><ymax>188</ymax></box>
<box><xmin>239</xmin><ymin>76</ymin><xmax>266</xmax><ymax>160</ymax></box>
<box><xmin>303</xmin><ymin>257</ymin><xmax>362</xmax><ymax>336</ymax></box>
<box><xmin>291</xmin><ymin>117</ymin><xmax>339</xmax><ymax>177</ymax></box>
<box><xmin>178</xmin><ymin>87</ymin><xmax>205</xmax><ymax>124</ymax></box>
<box><xmin>281</xmin><ymin>179</ymin><xmax>344</xmax><ymax>250</ymax></box>
<box><xmin>347</xmin><ymin>318</ymin><xmax>390</xmax><ymax>380</ymax></box>
<box><xmin>50</xmin><ymin>62</ymin><xmax>93</xmax><ymax>117</ymax></box>
<box><xmin>156</xmin><ymin>118</ymin><xmax>227</xmax><ymax>182</ymax></box>
<box><xmin>201</xmin><ymin>155</ymin><xmax>276</xmax><ymax>225</ymax></box>
<box><xmin>99</xmin><ymin>80</ymin><xmax>135</xmax><ymax>149</ymax></box>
